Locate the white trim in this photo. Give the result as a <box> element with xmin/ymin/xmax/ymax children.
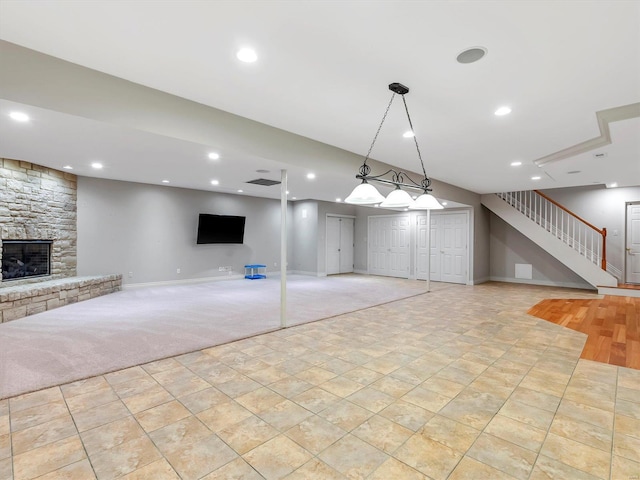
<box><xmin>367</xmin><ymin>213</ymin><xmax>411</xmax><ymax>279</ymax></box>
<box><xmin>469</xmin><ymin>276</ymin><xmax>490</xmax><ymax>285</ymax></box>
<box><xmin>598</xmin><ymin>286</ymin><xmax>640</xmax><ymax>298</ymax></box>
<box><xmin>325</xmin><ymin>214</ymin><xmax>355</xmax><ymax>275</ymax></box>
<box><xmin>415</xmin><ymin>209</ymin><xmax>472</xmax><ymax>285</ymax></box>
<box><xmin>123</xmin><ymin>274</ymin><xmax>246</xmax><ymax>290</ymax></box>
<box><xmin>291</xmin><ymin>270</ymin><xmax>322</xmax><ymax>277</ymax></box>
<box><xmin>488</xmin><ymin>276</ymin><xmax>594</xmax><ymax>291</ymax></box>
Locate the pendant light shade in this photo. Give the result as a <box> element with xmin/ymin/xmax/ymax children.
<box><xmin>379</xmin><ymin>187</ymin><xmax>414</xmax><ymax>208</ymax></box>
<box><xmin>346</xmin><ymin>83</ymin><xmax>443</xmax><ymax>210</ymax></box>
<box><xmin>409</xmin><ymin>193</ymin><xmax>444</xmax><ymax>210</ymax></box>
<box><xmin>345</xmin><ymin>181</ymin><xmax>386</xmax><ymax>204</ymax></box>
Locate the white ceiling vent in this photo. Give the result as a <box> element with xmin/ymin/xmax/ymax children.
<box><xmin>593</xmin><ymin>152</ymin><xmax>608</xmax><ymax>159</ymax></box>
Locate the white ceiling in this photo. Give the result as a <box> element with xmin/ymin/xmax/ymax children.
<box><xmin>0</xmin><ymin>0</ymin><xmax>639</xmax><ymax>204</ymax></box>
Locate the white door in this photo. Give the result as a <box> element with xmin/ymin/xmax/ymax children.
<box><xmin>339</xmin><ymin>218</ymin><xmax>354</xmax><ymax>273</ymax></box>
<box><xmin>441</xmin><ymin>213</ymin><xmax>467</xmax><ymax>284</ymax></box>
<box><xmin>416</xmin><ymin>214</ymin><xmax>429</xmax><ymax>280</ymax></box>
<box><xmin>327</xmin><ymin>216</ymin><xmax>354</xmax><ymax>275</ymax></box>
<box><xmin>369</xmin><ymin>215</ymin><xmax>410</xmax><ymax>278</ymax></box>
<box><xmin>389</xmin><ymin>216</ymin><xmax>410</xmax><ymax>277</ymax></box>
<box><xmin>626</xmin><ymin>203</ymin><xmax>640</xmax><ymax>284</ymax></box>
<box><xmin>369</xmin><ymin>217</ymin><xmax>388</xmax><ymax>276</ymax></box>
<box><xmin>416</xmin><ymin>212</ymin><xmax>468</xmax><ymax>284</ymax></box>
<box><xmin>327</xmin><ymin>216</ymin><xmax>341</xmax><ymax>275</ymax></box>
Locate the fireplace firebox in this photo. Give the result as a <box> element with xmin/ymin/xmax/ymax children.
<box><xmin>1</xmin><ymin>240</ymin><xmax>52</xmax><ymax>281</ymax></box>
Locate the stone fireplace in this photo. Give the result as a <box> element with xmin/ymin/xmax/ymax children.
<box><xmin>0</xmin><ymin>158</ymin><xmax>77</xmax><ymax>286</ymax></box>
<box><xmin>1</xmin><ymin>159</ymin><xmax>122</xmax><ymax>323</ymax></box>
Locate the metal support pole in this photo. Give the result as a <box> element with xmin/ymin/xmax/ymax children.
<box><xmin>426</xmin><ymin>209</ymin><xmax>431</xmax><ymax>292</ymax></box>
<box><xmin>280</xmin><ymin>169</ymin><xmax>287</xmax><ymax>328</ymax></box>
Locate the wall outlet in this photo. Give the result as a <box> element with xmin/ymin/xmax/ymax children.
<box><xmin>219</xmin><ymin>266</ymin><xmax>225</xmax><ymax>271</ymax></box>
<box><xmin>128</xmin><ymin>271</ymin><xmax>133</xmax><ymax>278</ymax></box>
<box><xmin>176</xmin><ymin>268</ymin><xmax>181</xmax><ymax>274</ymax></box>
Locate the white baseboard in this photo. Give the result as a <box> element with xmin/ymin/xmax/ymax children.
<box><xmin>598</xmin><ymin>286</ymin><xmax>640</xmax><ymax>298</ymax></box>
<box><xmin>469</xmin><ymin>276</ymin><xmax>490</xmax><ymax>285</ymax></box>
<box><xmin>488</xmin><ymin>276</ymin><xmax>594</xmax><ymax>291</ymax></box>
<box><xmin>291</xmin><ymin>270</ymin><xmax>322</xmax><ymax>277</ymax></box>
<box><xmin>354</xmin><ymin>269</ymin><xmax>368</xmax><ymax>275</ymax></box>
<box><xmin>123</xmin><ymin>274</ymin><xmax>245</xmax><ymax>290</ymax></box>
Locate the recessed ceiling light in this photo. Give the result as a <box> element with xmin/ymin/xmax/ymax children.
<box><xmin>607</xmin><ymin>182</ymin><xmax>618</xmax><ymax>188</ymax></box>
<box><xmin>510</xmin><ymin>161</ymin><xmax>522</xmax><ymax>167</ymax></box>
<box><xmin>162</xmin><ymin>180</ymin><xmax>170</xmax><ymax>184</ymax></box>
<box><xmin>292</xmin><ymin>197</ymin><xmax>297</xmax><ymax>200</ymax></box>
<box><xmin>306</xmin><ymin>173</ymin><xmax>316</xmax><ymax>180</ymax></box>
<box><xmin>237</xmin><ymin>47</ymin><xmax>257</xmax><ymax>63</ymax></box>
<box><xmin>495</xmin><ymin>106</ymin><xmax>512</xmax><ymax>116</ymax></box>
<box><xmin>403</xmin><ymin>131</ymin><xmax>415</xmax><ymax>138</ymax></box>
<box><xmin>210</xmin><ymin>179</ymin><xmax>219</xmax><ymax>186</ymax></box>
<box><xmin>62</xmin><ymin>165</ymin><xmax>73</xmax><ymax>170</ymax></box>
<box><xmin>9</xmin><ymin>111</ymin><xmax>29</xmax><ymax>122</ymax></box>
<box><xmin>286</xmin><ymin>190</ymin><xmax>290</xmax><ymax>195</ymax></box>
<box><xmin>91</xmin><ymin>162</ymin><xmax>103</xmax><ymax>169</ymax></box>
<box><xmin>442</xmin><ymin>202</ymin><xmax>448</xmax><ymax>206</ymax></box>
<box><xmin>374</xmin><ymin>205</ymin><xmax>379</xmax><ymax>208</ymax></box>
<box><xmin>531</xmin><ymin>176</ymin><xmax>541</xmax><ymax>180</ymax></box>
<box><xmin>208</xmin><ymin>152</ymin><xmax>220</xmax><ymax>160</ymax></box>
<box><xmin>237</xmin><ymin>189</ymin><xmax>243</xmax><ymax>193</ymax></box>
<box><xmin>336</xmin><ymin>198</ymin><xmax>342</xmax><ymax>202</ymax></box>
<box><xmin>456</xmin><ymin>47</ymin><xmax>488</xmax><ymax>64</ymax></box>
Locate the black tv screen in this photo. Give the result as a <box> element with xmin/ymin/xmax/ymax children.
<box><xmin>196</xmin><ymin>214</ymin><xmax>245</xmax><ymax>244</ymax></box>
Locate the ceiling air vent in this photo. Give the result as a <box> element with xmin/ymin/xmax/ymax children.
<box><xmin>593</xmin><ymin>152</ymin><xmax>608</xmax><ymax>159</ymax></box>
<box><xmin>246</xmin><ymin>178</ymin><xmax>281</xmax><ymax>186</ymax></box>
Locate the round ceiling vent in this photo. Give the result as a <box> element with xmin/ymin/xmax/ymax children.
<box><xmin>456</xmin><ymin>47</ymin><xmax>488</xmax><ymax>64</ymax></box>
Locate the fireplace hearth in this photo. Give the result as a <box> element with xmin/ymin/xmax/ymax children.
<box><xmin>1</xmin><ymin>240</ymin><xmax>52</xmax><ymax>281</ymax></box>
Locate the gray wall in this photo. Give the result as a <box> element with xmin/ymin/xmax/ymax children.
<box><xmin>489</xmin><ymin>213</ymin><xmax>592</xmax><ymax>289</ymax></box>
<box><xmin>291</xmin><ymin>201</ymin><xmax>318</xmax><ymax>275</ymax></box>
<box><xmin>539</xmin><ymin>185</ymin><xmax>640</xmax><ymax>276</ymax></box>
<box><xmin>78</xmin><ymin>177</ymin><xmax>293</xmax><ymax>285</ymax></box>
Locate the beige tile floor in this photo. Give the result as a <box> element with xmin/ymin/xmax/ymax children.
<box><xmin>1</xmin><ymin>282</ymin><xmax>639</xmax><ymax>479</ymax></box>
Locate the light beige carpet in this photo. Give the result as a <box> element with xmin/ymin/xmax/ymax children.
<box><xmin>0</xmin><ymin>274</ymin><xmax>443</xmax><ymax>399</ymax></box>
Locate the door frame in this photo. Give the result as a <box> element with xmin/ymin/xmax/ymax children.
<box><xmin>367</xmin><ymin>213</ymin><xmax>411</xmax><ymax>278</ymax></box>
<box><xmin>325</xmin><ymin>214</ymin><xmax>356</xmax><ymax>276</ymax></box>
<box><xmin>414</xmin><ymin>209</ymin><xmax>472</xmax><ymax>285</ymax></box>
<box><xmin>625</xmin><ymin>201</ymin><xmax>640</xmax><ymax>284</ymax></box>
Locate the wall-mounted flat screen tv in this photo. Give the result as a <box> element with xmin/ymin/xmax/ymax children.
<box><xmin>196</xmin><ymin>214</ymin><xmax>246</xmax><ymax>244</ymax></box>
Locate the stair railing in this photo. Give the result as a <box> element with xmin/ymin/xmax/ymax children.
<box><xmin>496</xmin><ymin>190</ymin><xmax>607</xmax><ymax>270</ymax></box>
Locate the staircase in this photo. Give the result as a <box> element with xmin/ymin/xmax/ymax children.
<box><xmin>481</xmin><ymin>191</ymin><xmax>617</xmax><ymax>290</ymax></box>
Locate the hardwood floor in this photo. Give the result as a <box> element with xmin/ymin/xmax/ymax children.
<box><xmin>528</xmin><ymin>294</ymin><xmax>640</xmax><ymax>370</ymax></box>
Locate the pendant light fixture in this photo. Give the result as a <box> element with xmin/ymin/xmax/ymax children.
<box><xmin>345</xmin><ymin>83</ymin><xmax>443</xmax><ymax>209</ymax></box>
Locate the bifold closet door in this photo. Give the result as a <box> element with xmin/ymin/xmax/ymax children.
<box><xmin>369</xmin><ymin>215</ymin><xmax>410</xmax><ymax>278</ymax></box>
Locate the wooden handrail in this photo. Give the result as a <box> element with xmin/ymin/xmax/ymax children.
<box><xmin>533</xmin><ymin>190</ymin><xmax>605</xmax><ymax>234</ymax></box>
<box><xmin>533</xmin><ymin>190</ymin><xmax>607</xmax><ymax>270</ymax></box>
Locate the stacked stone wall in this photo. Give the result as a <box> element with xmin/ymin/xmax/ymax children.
<box><xmin>0</xmin><ymin>275</ymin><xmax>122</xmax><ymax>322</ymax></box>
<box><xmin>1</xmin><ymin>158</ymin><xmax>77</xmax><ymax>285</ymax></box>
